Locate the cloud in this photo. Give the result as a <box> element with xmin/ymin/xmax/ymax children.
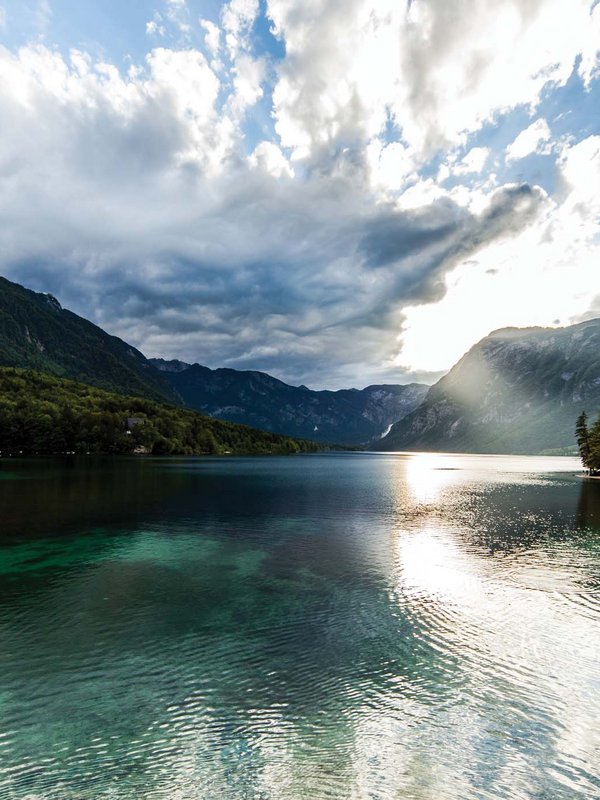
<box><xmin>158</xmin><ymin>0</ymin><xmax>191</xmax><ymax>37</ymax></box>
<box><xmin>506</xmin><ymin>118</ymin><xmax>552</xmax><ymax>161</ymax></box>
<box><xmin>222</xmin><ymin>0</ymin><xmax>260</xmax><ymax>58</ymax></box>
<box><xmin>267</xmin><ymin>0</ymin><xmax>598</xmax><ymax>166</ymax></box>
<box><xmin>249</xmin><ymin>141</ymin><xmax>294</xmax><ymax>178</ymax></box>
<box><xmin>0</xmin><ymin>43</ymin><xmax>550</xmax><ymax>388</ymax></box>
<box><xmin>397</xmin><ymin>137</ymin><xmax>600</xmax><ymax>372</ymax></box>
<box><xmin>453</xmin><ymin>147</ymin><xmax>490</xmax><ymax>176</ymax></box>
<box><xmin>0</xmin><ymin>2</ymin><xmax>598</xmax><ymax>388</ymax></box>
<box><xmin>228</xmin><ymin>53</ymin><xmax>265</xmax><ymax>117</ymax></box>
<box><xmin>146</xmin><ymin>17</ymin><xmax>166</xmax><ymax>37</ymax></box>
<box><xmin>200</xmin><ymin>19</ymin><xmax>221</xmax><ymax>56</ymax></box>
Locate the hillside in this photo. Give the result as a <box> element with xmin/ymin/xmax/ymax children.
<box><xmin>376</xmin><ymin>319</ymin><xmax>600</xmax><ymax>454</ymax></box>
<box><xmin>0</xmin><ymin>368</ymin><xmax>322</xmax><ymax>456</ymax></box>
<box><xmin>0</xmin><ymin>276</ymin><xmax>178</xmax><ymax>404</ymax></box>
<box><xmin>150</xmin><ymin>359</ymin><xmax>427</xmax><ymax>446</ymax></box>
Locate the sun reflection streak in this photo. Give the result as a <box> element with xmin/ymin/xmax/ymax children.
<box><xmin>395</xmin><ymin>527</ymin><xmax>488</xmax><ymax>608</ymax></box>
<box><xmin>404</xmin><ymin>453</ymin><xmax>462</xmax><ymax>504</ymax></box>
<box><xmin>388</xmin><ymin>515</ymin><xmax>600</xmax><ymax>796</ymax></box>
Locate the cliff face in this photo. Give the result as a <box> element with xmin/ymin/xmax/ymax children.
<box><xmin>151</xmin><ymin>359</ymin><xmax>427</xmax><ymax>446</ymax></box>
<box><xmin>376</xmin><ymin>319</ymin><xmax>600</xmax><ymax>454</ymax></box>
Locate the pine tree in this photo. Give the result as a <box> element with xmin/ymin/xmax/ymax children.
<box><xmin>576</xmin><ymin>411</ymin><xmax>591</xmax><ymax>470</ymax></box>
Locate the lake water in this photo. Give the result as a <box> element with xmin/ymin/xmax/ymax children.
<box><xmin>1</xmin><ymin>453</ymin><xmax>599</xmax><ymax>800</ymax></box>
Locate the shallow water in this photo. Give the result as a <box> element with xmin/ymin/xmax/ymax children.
<box><xmin>0</xmin><ymin>452</ymin><xmax>599</xmax><ymax>800</ymax></box>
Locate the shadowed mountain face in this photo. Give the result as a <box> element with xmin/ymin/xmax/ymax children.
<box><xmin>150</xmin><ymin>360</ymin><xmax>428</xmax><ymax>446</ymax></box>
<box><xmin>0</xmin><ymin>276</ymin><xmax>179</xmax><ymax>404</ymax></box>
<box><xmin>0</xmin><ymin>276</ymin><xmax>426</xmax><ymax>446</ymax></box>
<box><xmin>376</xmin><ymin>319</ymin><xmax>600</xmax><ymax>454</ymax></box>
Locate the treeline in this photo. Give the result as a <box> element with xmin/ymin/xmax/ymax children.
<box><xmin>576</xmin><ymin>411</ymin><xmax>600</xmax><ymax>474</ymax></box>
<box><xmin>0</xmin><ymin>368</ymin><xmax>323</xmax><ymax>456</ymax></box>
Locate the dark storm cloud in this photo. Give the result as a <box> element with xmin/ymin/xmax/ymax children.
<box><xmin>354</xmin><ymin>183</ymin><xmax>545</xmax><ymax>318</ymax></box>
<box><xmin>360</xmin><ymin>210</ymin><xmax>460</xmax><ymax>268</ymax></box>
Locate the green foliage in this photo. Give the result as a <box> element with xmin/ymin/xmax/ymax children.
<box><xmin>0</xmin><ymin>368</ymin><xmax>323</xmax><ymax>457</ymax></box>
<box><xmin>576</xmin><ymin>410</ymin><xmax>600</xmax><ymax>474</ymax></box>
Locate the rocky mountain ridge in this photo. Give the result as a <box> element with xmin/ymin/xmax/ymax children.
<box><xmin>150</xmin><ymin>359</ymin><xmax>428</xmax><ymax>446</ymax></box>
<box><xmin>376</xmin><ymin>319</ymin><xmax>600</xmax><ymax>454</ymax></box>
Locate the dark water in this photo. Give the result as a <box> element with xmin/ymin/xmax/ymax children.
<box><xmin>1</xmin><ymin>453</ymin><xmax>600</xmax><ymax>800</ymax></box>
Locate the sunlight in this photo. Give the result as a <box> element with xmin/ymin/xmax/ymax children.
<box><xmin>394</xmin><ymin>527</ymin><xmax>486</xmax><ymax>608</ymax></box>
<box><xmin>404</xmin><ymin>453</ymin><xmax>461</xmax><ymax>504</ymax></box>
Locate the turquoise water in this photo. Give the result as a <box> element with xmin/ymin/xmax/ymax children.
<box><xmin>0</xmin><ymin>453</ymin><xmax>599</xmax><ymax>799</ymax></box>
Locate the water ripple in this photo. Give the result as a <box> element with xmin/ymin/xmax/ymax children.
<box><xmin>0</xmin><ymin>453</ymin><xmax>599</xmax><ymax>799</ymax></box>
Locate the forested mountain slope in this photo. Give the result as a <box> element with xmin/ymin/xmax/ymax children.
<box><xmin>0</xmin><ymin>368</ymin><xmax>321</xmax><ymax>456</ymax></box>
<box><xmin>0</xmin><ymin>276</ymin><xmax>178</xmax><ymax>404</ymax></box>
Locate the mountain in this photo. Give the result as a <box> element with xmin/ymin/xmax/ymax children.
<box><xmin>0</xmin><ymin>276</ymin><xmax>178</xmax><ymax>404</ymax></box>
<box><xmin>0</xmin><ymin>368</ymin><xmax>322</xmax><ymax>456</ymax></box>
<box><xmin>0</xmin><ymin>275</ymin><xmax>427</xmax><ymax>445</ymax></box>
<box><xmin>376</xmin><ymin>319</ymin><xmax>600</xmax><ymax>454</ymax></box>
<box><xmin>151</xmin><ymin>359</ymin><xmax>428</xmax><ymax>446</ymax></box>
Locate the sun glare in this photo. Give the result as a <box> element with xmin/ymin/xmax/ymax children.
<box><xmin>404</xmin><ymin>453</ymin><xmax>461</xmax><ymax>504</ymax></box>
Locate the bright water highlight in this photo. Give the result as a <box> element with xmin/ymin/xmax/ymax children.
<box><xmin>0</xmin><ymin>453</ymin><xmax>599</xmax><ymax>799</ymax></box>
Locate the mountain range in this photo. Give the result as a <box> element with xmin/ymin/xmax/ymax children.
<box><xmin>1</xmin><ymin>274</ymin><xmax>598</xmax><ymax>452</ymax></box>
<box><xmin>150</xmin><ymin>359</ymin><xmax>427</xmax><ymax>446</ymax></box>
<box><xmin>376</xmin><ymin>320</ymin><xmax>600</xmax><ymax>454</ymax></box>
<box><xmin>0</xmin><ymin>276</ymin><xmax>426</xmax><ymax>446</ymax></box>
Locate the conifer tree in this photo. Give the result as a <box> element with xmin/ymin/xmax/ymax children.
<box><xmin>576</xmin><ymin>411</ymin><xmax>591</xmax><ymax>469</ymax></box>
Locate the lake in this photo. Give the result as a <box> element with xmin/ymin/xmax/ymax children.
<box><xmin>1</xmin><ymin>453</ymin><xmax>599</xmax><ymax>799</ymax></box>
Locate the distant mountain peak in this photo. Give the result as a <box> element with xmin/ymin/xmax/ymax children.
<box><xmin>376</xmin><ymin>318</ymin><xmax>600</xmax><ymax>454</ymax></box>
<box><xmin>151</xmin><ymin>359</ymin><xmax>428</xmax><ymax>446</ymax></box>
<box><xmin>150</xmin><ymin>358</ymin><xmax>193</xmax><ymax>373</ymax></box>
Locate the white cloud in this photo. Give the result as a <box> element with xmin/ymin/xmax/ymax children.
<box><xmin>250</xmin><ymin>141</ymin><xmax>294</xmax><ymax>178</ymax></box>
<box><xmin>578</xmin><ymin>0</ymin><xmax>600</xmax><ymax>83</ymax></box>
<box><xmin>558</xmin><ymin>134</ymin><xmax>600</xmax><ymax>204</ymax></box>
<box><xmin>396</xmin><ymin>179</ymin><xmax>446</xmax><ymax>211</ymax></box>
<box><xmin>200</xmin><ymin>19</ymin><xmax>220</xmax><ymax>56</ymax></box>
<box><xmin>453</xmin><ymin>147</ymin><xmax>490</xmax><ymax>175</ymax></box>
<box><xmin>163</xmin><ymin>0</ymin><xmax>191</xmax><ymax>36</ymax></box>
<box><xmin>267</xmin><ymin>0</ymin><xmax>598</xmax><ymax>167</ymax></box>
<box><xmin>0</xmin><ymin>42</ymin><xmax>549</xmax><ymax>387</ymax></box>
<box><xmin>506</xmin><ymin>118</ymin><xmax>552</xmax><ymax>161</ymax></box>
<box><xmin>0</xmin><ymin>2</ymin><xmax>599</xmax><ymax>386</ymax></box>
<box><xmin>146</xmin><ymin>18</ymin><xmax>166</xmax><ymax>37</ymax></box>
<box><xmin>366</xmin><ymin>141</ymin><xmax>415</xmax><ymax>193</ymax></box>
<box><xmin>35</xmin><ymin>0</ymin><xmax>52</xmax><ymax>37</ymax></box>
<box><xmin>229</xmin><ymin>54</ymin><xmax>265</xmax><ymax>117</ymax></box>
<box><xmin>222</xmin><ymin>0</ymin><xmax>260</xmax><ymax>58</ymax></box>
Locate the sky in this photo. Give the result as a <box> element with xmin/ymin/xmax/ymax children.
<box><xmin>0</xmin><ymin>0</ymin><xmax>599</xmax><ymax>389</ymax></box>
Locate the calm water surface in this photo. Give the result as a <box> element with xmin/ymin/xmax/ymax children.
<box><xmin>1</xmin><ymin>453</ymin><xmax>599</xmax><ymax>800</ymax></box>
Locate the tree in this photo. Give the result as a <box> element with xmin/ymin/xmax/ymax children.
<box><xmin>576</xmin><ymin>411</ymin><xmax>591</xmax><ymax>470</ymax></box>
<box><xmin>588</xmin><ymin>419</ymin><xmax>600</xmax><ymax>476</ymax></box>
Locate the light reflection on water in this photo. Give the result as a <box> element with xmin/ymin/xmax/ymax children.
<box><xmin>0</xmin><ymin>452</ymin><xmax>599</xmax><ymax>799</ymax></box>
